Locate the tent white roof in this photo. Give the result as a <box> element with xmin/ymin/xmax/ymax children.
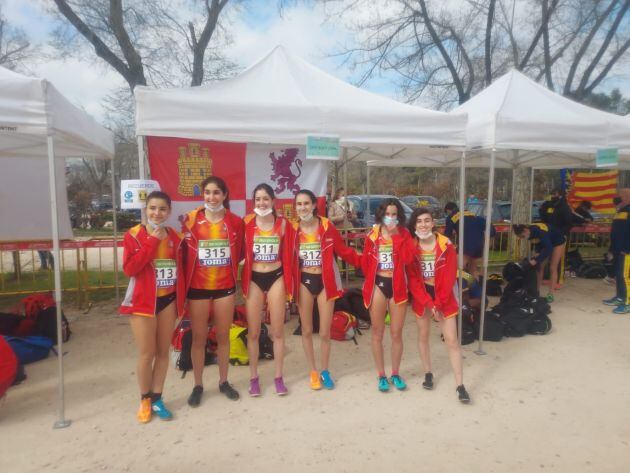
<box><xmin>135</xmin><ymin>46</ymin><xmax>467</xmax><ymax>160</ymax></box>
<box><xmin>368</xmin><ymin>70</ymin><xmax>630</xmax><ymax>169</ymax></box>
<box><xmin>0</xmin><ymin>66</ymin><xmax>114</xmax><ymax>160</ymax></box>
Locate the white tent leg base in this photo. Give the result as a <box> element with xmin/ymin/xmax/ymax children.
<box><xmin>473</xmin><ymin>349</ymin><xmax>487</xmax><ymax>356</ymax></box>
<box><xmin>53</xmin><ymin>419</ymin><xmax>71</xmax><ymax>429</ymax></box>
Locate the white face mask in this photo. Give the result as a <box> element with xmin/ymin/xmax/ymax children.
<box><xmin>254</xmin><ymin>207</ymin><xmax>273</xmax><ymax>217</ymax></box>
<box><xmin>383</xmin><ymin>216</ymin><xmax>398</xmax><ymax>227</ymax></box>
<box><xmin>416</xmin><ymin>230</ymin><xmax>433</xmax><ymax>240</ymax></box>
<box><xmin>299</xmin><ymin>213</ymin><xmax>314</xmax><ymax>222</ymax></box>
<box><xmin>147</xmin><ymin>219</ymin><xmax>165</xmax><ymax>230</ymax></box>
<box><xmin>205</xmin><ymin>202</ymin><xmax>224</xmax><ymax>213</ymax></box>
<box><xmin>336</xmin><ymin>198</ymin><xmax>345</xmax><ymax>205</ymax></box>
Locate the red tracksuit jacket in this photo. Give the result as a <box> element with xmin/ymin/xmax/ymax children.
<box><xmin>119</xmin><ymin>224</ymin><xmax>185</xmax><ymax>317</ymax></box>
<box><xmin>286</xmin><ymin>216</ymin><xmax>361</xmax><ymax>302</ymax></box>
<box><xmin>361</xmin><ymin>224</ymin><xmax>416</xmax><ymax>307</ymax></box>
<box><xmin>241</xmin><ymin>213</ymin><xmax>294</xmax><ymax>297</ymax></box>
<box><xmin>406</xmin><ymin>232</ymin><xmax>459</xmax><ymax>317</ymax></box>
<box><xmin>181</xmin><ymin>207</ymin><xmax>245</xmax><ymax>292</ymax></box>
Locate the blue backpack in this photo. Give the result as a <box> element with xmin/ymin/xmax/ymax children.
<box><xmin>4</xmin><ymin>336</ymin><xmax>54</xmax><ymax>364</ymax></box>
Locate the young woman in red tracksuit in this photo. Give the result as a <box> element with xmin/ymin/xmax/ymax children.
<box><xmin>241</xmin><ymin>183</ymin><xmax>294</xmax><ymax>396</ymax></box>
<box><xmin>361</xmin><ymin>198</ymin><xmax>416</xmax><ymax>393</ymax></box>
<box><xmin>181</xmin><ymin>176</ymin><xmax>244</xmax><ymax>407</ymax></box>
<box><xmin>120</xmin><ymin>191</ymin><xmax>185</xmax><ymax>423</ymax></box>
<box><xmin>406</xmin><ymin>207</ymin><xmax>470</xmax><ymax>403</ymax></box>
<box><xmin>288</xmin><ymin>189</ymin><xmax>361</xmax><ymax>390</ymax></box>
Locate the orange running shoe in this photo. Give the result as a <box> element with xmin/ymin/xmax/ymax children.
<box><xmin>137</xmin><ymin>398</ymin><xmax>152</xmax><ymax>423</ymax></box>
<box><xmin>309</xmin><ymin>370</ymin><xmax>322</xmax><ymax>390</ymax></box>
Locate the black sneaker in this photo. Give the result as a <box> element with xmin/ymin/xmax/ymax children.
<box><xmin>422</xmin><ymin>372</ymin><xmax>434</xmax><ymax>390</ymax></box>
<box><xmin>219</xmin><ymin>381</ymin><xmax>240</xmax><ymax>401</ymax></box>
<box><xmin>457</xmin><ymin>385</ymin><xmax>470</xmax><ymax>404</ymax></box>
<box><xmin>188</xmin><ymin>385</ymin><xmax>203</xmax><ymax>407</ymax></box>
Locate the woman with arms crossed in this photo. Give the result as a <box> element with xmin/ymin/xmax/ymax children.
<box><xmin>120</xmin><ymin>191</ymin><xmax>185</xmax><ymax>422</ymax></box>
<box><xmin>406</xmin><ymin>207</ymin><xmax>470</xmax><ymax>403</ymax></box>
<box><xmin>241</xmin><ymin>184</ymin><xmax>293</xmax><ymax>396</ymax></box>
<box><xmin>288</xmin><ymin>189</ymin><xmax>361</xmax><ymax>390</ymax></box>
<box><xmin>182</xmin><ymin>176</ymin><xmax>244</xmax><ymax>407</ymax></box>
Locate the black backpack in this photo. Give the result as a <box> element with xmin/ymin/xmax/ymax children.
<box><xmin>459</xmin><ymin>305</ymin><xmax>476</xmax><ymax>345</ymax></box>
<box><xmin>502</xmin><ymin>306</ymin><xmax>534</xmax><ymax>337</ymax></box>
<box><xmin>176</xmin><ymin>329</ymin><xmax>216</xmax><ymax>377</ymax></box>
<box><xmin>528</xmin><ymin>313</ymin><xmax>552</xmax><ymax>335</ymax></box>
<box><xmin>475</xmin><ymin>309</ymin><xmax>504</xmax><ymax>342</ymax></box>
<box><xmin>577</xmin><ymin>262</ymin><xmax>607</xmax><ymax>279</ymax></box>
<box><xmin>258</xmin><ymin>323</ymin><xmax>274</xmax><ymax>360</ymax></box>
<box><xmin>33</xmin><ymin>306</ymin><xmax>71</xmax><ymax>345</ymax></box>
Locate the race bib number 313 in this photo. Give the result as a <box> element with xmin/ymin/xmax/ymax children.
<box><xmin>198</xmin><ymin>240</ymin><xmax>231</xmax><ymax>267</ymax></box>
<box><xmin>421</xmin><ymin>256</ymin><xmax>435</xmax><ymax>279</ymax></box>
<box><xmin>253</xmin><ymin>236</ymin><xmax>280</xmax><ymax>262</ymax></box>
<box><xmin>299</xmin><ymin>242</ymin><xmax>322</xmax><ymax>267</ymax></box>
<box><xmin>155</xmin><ymin>259</ymin><xmax>177</xmax><ymax>287</ymax></box>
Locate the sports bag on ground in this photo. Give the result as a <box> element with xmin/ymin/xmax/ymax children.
<box><xmin>0</xmin><ymin>336</ymin><xmax>18</xmax><ymax>397</ymax></box>
<box><xmin>229</xmin><ymin>324</ymin><xmax>249</xmax><ymax>365</ymax></box>
<box><xmin>474</xmin><ymin>310</ymin><xmax>504</xmax><ymax>342</ymax></box>
<box><xmin>330</xmin><ymin>311</ymin><xmax>359</xmax><ymax>344</ymax></box>
<box><xmin>4</xmin><ymin>336</ymin><xmax>54</xmax><ymax>365</ymax></box>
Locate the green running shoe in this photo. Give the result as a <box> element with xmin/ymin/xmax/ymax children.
<box><xmin>151</xmin><ymin>398</ymin><xmax>173</xmax><ymax>420</ymax></box>
<box><xmin>377</xmin><ymin>376</ymin><xmax>390</xmax><ymax>392</ymax></box>
<box><xmin>390</xmin><ymin>375</ymin><xmax>407</xmax><ymax>391</ymax></box>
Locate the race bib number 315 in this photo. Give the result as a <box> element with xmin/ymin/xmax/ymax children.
<box><xmin>198</xmin><ymin>240</ymin><xmax>231</xmax><ymax>267</ymax></box>
<box><xmin>155</xmin><ymin>259</ymin><xmax>177</xmax><ymax>287</ymax></box>
<box><xmin>299</xmin><ymin>242</ymin><xmax>322</xmax><ymax>267</ymax></box>
<box><xmin>253</xmin><ymin>236</ymin><xmax>280</xmax><ymax>262</ymax></box>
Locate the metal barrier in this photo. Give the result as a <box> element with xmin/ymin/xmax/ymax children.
<box><xmin>0</xmin><ymin>239</ymin><xmax>125</xmax><ymax>308</ymax></box>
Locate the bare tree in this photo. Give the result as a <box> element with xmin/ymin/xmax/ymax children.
<box><xmin>49</xmin><ymin>0</ymin><xmax>238</xmax><ymax>90</ymax></box>
<box><xmin>0</xmin><ymin>6</ymin><xmax>35</xmax><ymax>70</ymax></box>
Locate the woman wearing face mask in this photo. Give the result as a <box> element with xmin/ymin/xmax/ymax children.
<box><xmin>241</xmin><ymin>183</ymin><xmax>294</xmax><ymax>396</ymax></box>
<box><xmin>288</xmin><ymin>189</ymin><xmax>361</xmax><ymax>390</ymax></box>
<box><xmin>328</xmin><ymin>188</ymin><xmax>355</xmax><ymax>229</ymax></box>
<box><xmin>406</xmin><ymin>207</ymin><xmax>470</xmax><ymax>403</ymax></box>
<box><xmin>120</xmin><ymin>191</ymin><xmax>185</xmax><ymax>422</ymax></box>
<box><xmin>512</xmin><ymin>223</ymin><xmax>566</xmax><ymax>302</ymax></box>
<box><xmin>181</xmin><ymin>176</ymin><xmax>244</xmax><ymax>407</ymax></box>
<box><xmin>361</xmin><ymin>198</ymin><xmax>416</xmax><ymax>392</ymax></box>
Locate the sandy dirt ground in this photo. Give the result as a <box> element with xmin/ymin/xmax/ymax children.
<box><xmin>1</xmin><ymin>277</ymin><xmax>629</xmax><ymax>473</ymax></box>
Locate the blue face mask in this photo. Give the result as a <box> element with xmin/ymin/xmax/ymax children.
<box><xmin>383</xmin><ymin>216</ymin><xmax>398</xmax><ymax>227</ymax></box>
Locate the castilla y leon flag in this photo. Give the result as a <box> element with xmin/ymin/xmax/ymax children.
<box><xmin>146</xmin><ymin>137</ymin><xmax>328</xmax><ymax>227</ymax></box>
<box><xmin>565</xmin><ymin>169</ymin><xmax>618</xmax><ymax>214</ymax></box>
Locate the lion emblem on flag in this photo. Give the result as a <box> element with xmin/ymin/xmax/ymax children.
<box><xmin>269</xmin><ymin>148</ymin><xmax>303</xmax><ymax>195</ymax></box>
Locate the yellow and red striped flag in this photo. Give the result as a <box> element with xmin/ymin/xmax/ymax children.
<box><xmin>567</xmin><ymin>170</ymin><xmax>618</xmax><ymax>214</ymax></box>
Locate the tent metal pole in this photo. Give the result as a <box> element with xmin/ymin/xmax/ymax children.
<box><xmin>475</xmin><ymin>148</ymin><xmax>496</xmax><ymax>356</ymax></box>
<box><xmin>343</xmin><ymin>148</ymin><xmax>349</xmax><ymax>284</ymax></box>
<box><xmin>457</xmin><ymin>151</ymin><xmax>466</xmax><ymax>345</ymax></box>
<box><xmin>48</xmin><ymin>136</ymin><xmax>71</xmax><ymax>429</ymax></box>
<box><xmin>137</xmin><ymin>135</ymin><xmax>146</xmax><ymax>179</ymax></box>
<box><xmin>366</xmin><ymin>163</ymin><xmax>371</xmax><ymax>223</ymax></box>
<box><xmin>111</xmin><ymin>159</ymin><xmax>119</xmax><ymax>305</ymax></box>
<box><xmin>529</xmin><ymin>167</ymin><xmax>535</xmax><ymax>223</ymax></box>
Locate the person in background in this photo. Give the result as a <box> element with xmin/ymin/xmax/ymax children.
<box><xmin>443</xmin><ymin>202</ymin><xmax>495</xmax><ymax>283</ymax></box>
<box><xmin>328</xmin><ymin>188</ymin><xmax>356</xmax><ymax>230</ymax></box>
<box><xmin>466</xmin><ymin>194</ymin><xmax>479</xmax><ymax>204</ymax></box>
<box><xmin>37</xmin><ymin>250</ymin><xmax>54</xmax><ymax>270</ymax></box>
<box><xmin>572</xmin><ymin>200</ymin><xmax>594</xmax><ymax>225</ymax></box>
<box><xmin>602</xmin><ymin>188</ymin><xmax>630</xmax><ymax>314</ymax></box>
<box><xmin>539</xmin><ymin>189</ymin><xmax>573</xmax><ymax>286</ymax></box>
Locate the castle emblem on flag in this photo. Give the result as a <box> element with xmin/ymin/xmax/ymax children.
<box><xmin>269</xmin><ymin>148</ymin><xmax>303</xmax><ymax>195</ymax></box>
<box><xmin>178</xmin><ymin>143</ymin><xmax>212</xmax><ymax>197</ymax></box>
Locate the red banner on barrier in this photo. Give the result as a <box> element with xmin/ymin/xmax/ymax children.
<box><xmin>0</xmin><ymin>240</ymin><xmax>123</xmax><ymax>251</ymax></box>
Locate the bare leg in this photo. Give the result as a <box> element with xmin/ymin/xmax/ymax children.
<box><xmin>438</xmin><ymin>316</ymin><xmax>463</xmax><ymax>386</ymax></box>
<box><xmin>245</xmin><ymin>284</ymin><xmax>264</xmax><ymax>379</ymax></box>
<box><xmin>188</xmin><ymin>298</ymin><xmax>210</xmax><ymax>387</ymax></box>
<box><xmin>129</xmin><ymin>315</ymin><xmax>157</xmax><ymax>395</ymax></box>
<box><xmin>297</xmin><ymin>284</ymin><xmax>317</xmax><ymax>372</ymax></box>
<box><xmin>267</xmin><ymin>277</ymin><xmax>287</xmax><ymax>378</ymax></box>
<box><xmin>415</xmin><ymin>313</ymin><xmax>432</xmax><ymax>374</ymax></box>
<box><xmin>213</xmin><ymin>294</ymin><xmax>235</xmax><ymax>384</ymax></box>
<box><xmin>316</xmin><ymin>291</ymin><xmax>335</xmax><ymax>371</ymax></box>
<box><xmin>369</xmin><ymin>288</ymin><xmax>388</xmax><ymax>375</ymax></box>
<box><xmin>549</xmin><ymin>244</ymin><xmax>565</xmax><ymax>293</ymax></box>
<box><xmin>389</xmin><ymin>300</ymin><xmax>407</xmax><ymax>374</ymax></box>
<box><xmin>151</xmin><ymin>302</ymin><xmax>178</xmax><ymax>395</ymax></box>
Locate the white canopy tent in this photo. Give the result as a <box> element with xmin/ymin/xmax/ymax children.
<box><xmin>0</xmin><ymin>66</ymin><xmax>115</xmax><ymax>428</ymax></box>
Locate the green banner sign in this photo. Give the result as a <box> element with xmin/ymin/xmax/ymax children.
<box><xmin>306</xmin><ymin>135</ymin><xmax>340</xmax><ymax>161</ymax></box>
<box><xmin>596</xmin><ymin>148</ymin><xmax>618</xmax><ymax>168</ymax></box>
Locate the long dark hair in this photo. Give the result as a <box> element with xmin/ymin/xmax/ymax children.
<box><xmin>295</xmin><ymin>189</ymin><xmax>318</xmax><ymax>216</ymax></box>
<box><xmin>252</xmin><ymin>183</ymin><xmax>276</xmax><ymax>216</ymax></box>
<box><xmin>146</xmin><ymin>190</ymin><xmax>171</xmax><ymax>208</ymax></box>
<box><xmin>375</xmin><ymin>198</ymin><xmax>406</xmax><ymax>227</ymax></box>
<box><xmin>512</xmin><ymin>224</ymin><xmax>528</xmax><ymax>236</ymax></box>
<box><xmin>200</xmin><ymin>176</ymin><xmax>230</xmax><ymax>209</ymax></box>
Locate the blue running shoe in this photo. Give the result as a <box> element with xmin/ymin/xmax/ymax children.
<box><xmin>378</xmin><ymin>376</ymin><xmax>390</xmax><ymax>392</ymax></box>
<box><xmin>320</xmin><ymin>370</ymin><xmax>335</xmax><ymax>390</ymax></box>
<box><xmin>390</xmin><ymin>375</ymin><xmax>407</xmax><ymax>391</ymax></box>
<box><xmin>603</xmin><ymin>297</ymin><xmax>623</xmax><ymax>306</ymax></box>
<box><xmin>151</xmin><ymin>398</ymin><xmax>173</xmax><ymax>420</ymax></box>
<box><xmin>612</xmin><ymin>304</ymin><xmax>630</xmax><ymax>315</ymax></box>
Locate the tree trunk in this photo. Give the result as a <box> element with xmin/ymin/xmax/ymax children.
<box><xmin>511</xmin><ymin>162</ymin><xmax>532</xmax><ymax>260</ymax></box>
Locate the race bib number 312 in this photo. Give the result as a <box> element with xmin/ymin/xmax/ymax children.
<box><xmin>155</xmin><ymin>259</ymin><xmax>176</xmax><ymax>287</ymax></box>
<box><xmin>299</xmin><ymin>242</ymin><xmax>322</xmax><ymax>267</ymax></box>
<box><xmin>198</xmin><ymin>240</ymin><xmax>231</xmax><ymax>267</ymax></box>
<box><xmin>253</xmin><ymin>236</ymin><xmax>280</xmax><ymax>262</ymax></box>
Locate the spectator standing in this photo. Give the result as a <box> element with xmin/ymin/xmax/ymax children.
<box><xmin>602</xmin><ymin>188</ymin><xmax>630</xmax><ymax>314</ymax></box>
<box><xmin>328</xmin><ymin>188</ymin><xmax>356</xmax><ymax>230</ymax></box>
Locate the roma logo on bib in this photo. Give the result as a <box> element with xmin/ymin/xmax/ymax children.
<box><xmin>155</xmin><ymin>259</ymin><xmax>177</xmax><ymax>287</ymax></box>
<box><xmin>299</xmin><ymin>242</ymin><xmax>322</xmax><ymax>267</ymax></box>
<box><xmin>378</xmin><ymin>243</ymin><xmax>393</xmax><ymax>270</ymax></box>
<box><xmin>198</xmin><ymin>240</ymin><xmax>231</xmax><ymax>267</ymax></box>
<box><xmin>253</xmin><ymin>235</ymin><xmax>280</xmax><ymax>262</ymax></box>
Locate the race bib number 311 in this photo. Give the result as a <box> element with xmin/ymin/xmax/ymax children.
<box><xmin>198</xmin><ymin>240</ymin><xmax>231</xmax><ymax>267</ymax></box>
<box><xmin>253</xmin><ymin>236</ymin><xmax>280</xmax><ymax>262</ymax></box>
<box><xmin>155</xmin><ymin>259</ymin><xmax>177</xmax><ymax>287</ymax></box>
<box><xmin>421</xmin><ymin>256</ymin><xmax>435</xmax><ymax>279</ymax></box>
<box><xmin>299</xmin><ymin>242</ymin><xmax>322</xmax><ymax>267</ymax></box>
